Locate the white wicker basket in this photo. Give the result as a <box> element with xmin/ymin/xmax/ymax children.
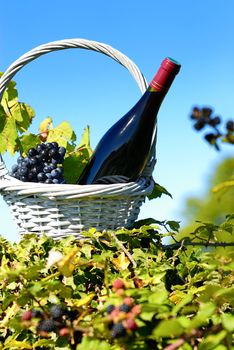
<box><xmin>0</xmin><ymin>39</ymin><xmax>156</xmax><ymax>239</ymax></box>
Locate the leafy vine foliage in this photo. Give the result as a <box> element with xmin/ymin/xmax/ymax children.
<box><xmin>0</xmin><ymin>73</ymin><xmax>92</xmax><ymax>183</ymax></box>
<box><xmin>0</xmin><ymin>219</ymin><xmax>233</xmax><ymax>349</ymax></box>
<box><xmin>0</xmin><ymin>75</ymin><xmax>234</xmax><ymax>349</ymax></box>
<box><xmin>190</xmin><ymin>106</ymin><xmax>234</xmax><ymax>150</ymax></box>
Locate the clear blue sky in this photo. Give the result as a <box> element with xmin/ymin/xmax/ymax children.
<box><xmin>1</xmin><ymin>0</ymin><xmax>233</xmax><ymax>242</ymax></box>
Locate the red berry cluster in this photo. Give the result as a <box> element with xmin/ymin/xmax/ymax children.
<box><xmin>107</xmin><ymin>279</ymin><xmax>140</xmax><ymax>338</ymax></box>
<box><xmin>190</xmin><ymin>106</ymin><xmax>234</xmax><ymax>149</ymax></box>
<box><xmin>21</xmin><ymin>304</ymin><xmax>78</xmax><ymax>340</ymax></box>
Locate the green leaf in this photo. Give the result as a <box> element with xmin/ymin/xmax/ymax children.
<box><xmin>221</xmin><ymin>313</ymin><xmax>234</xmax><ymax>332</ymax></box>
<box><xmin>77</xmin><ymin>125</ymin><xmax>92</xmax><ymax>157</ymax></box>
<box><xmin>198</xmin><ymin>330</ymin><xmax>227</xmax><ymax>350</ymax></box>
<box><xmin>0</xmin><ymin>115</ymin><xmax>18</xmax><ymax>155</ymax></box>
<box><xmin>153</xmin><ymin>318</ymin><xmax>184</xmax><ymax>338</ymax></box>
<box><xmin>189</xmin><ymin>302</ymin><xmax>216</xmax><ymax>328</ymax></box>
<box><xmin>19</xmin><ymin>133</ymin><xmax>40</xmax><ymax>156</ymax></box>
<box><xmin>166</xmin><ymin>220</ymin><xmax>180</xmax><ymax>232</ymax></box>
<box><xmin>47</xmin><ymin>121</ymin><xmax>76</xmax><ymax>147</ymax></box>
<box><xmin>147</xmin><ymin>182</ymin><xmax>172</xmax><ymax>200</ymax></box>
<box><xmin>14</xmin><ymin>102</ymin><xmax>35</xmax><ymax>133</ymax></box>
<box><xmin>77</xmin><ymin>337</ymin><xmax>112</xmax><ymax>350</ymax></box>
<box><xmin>3</xmin><ymin>339</ymin><xmax>32</xmax><ymax>349</ymax></box>
<box><xmin>63</xmin><ymin>149</ymin><xmax>90</xmax><ymax>184</ymax></box>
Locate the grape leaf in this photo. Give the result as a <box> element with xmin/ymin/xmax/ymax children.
<box><xmin>14</xmin><ymin>102</ymin><xmax>35</xmax><ymax>133</ymax></box>
<box><xmin>112</xmin><ymin>252</ymin><xmax>130</xmax><ymax>270</ymax></box>
<box><xmin>147</xmin><ymin>182</ymin><xmax>172</xmax><ymax>200</ymax></box>
<box><xmin>77</xmin><ymin>126</ymin><xmax>92</xmax><ymax>157</ymax></box>
<box><xmin>19</xmin><ymin>133</ymin><xmax>40</xmax><ymax>156</ymax></box>
<box><xmin>0</xmin><ymin>116</ymin><xmax>18</xmax><ymax>155</ymax></box>
<box><xmin>63</xmin><ymin>149</ymin><xmax>90</xmax><ymax>184</ymax></box>
<box><xmin>39</xmin><ymin>116</ymin><xmax>53</xmax><ymax>133</ymax></box>
<box><xmin>47</xmin><ymin>121</ymin><xmax>76</xmax><ymax>148</ymax></box>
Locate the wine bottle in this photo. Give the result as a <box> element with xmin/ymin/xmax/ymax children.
<box><xmin>77</xmin><ymin>57</ymin><xmax>181</xmax><ymax>185</ymax></box>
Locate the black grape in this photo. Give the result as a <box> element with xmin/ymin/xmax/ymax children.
<box><xmin>10</xmin><ymin>142</ymin><xmax>67</xmax><ymax>184</ymax></box>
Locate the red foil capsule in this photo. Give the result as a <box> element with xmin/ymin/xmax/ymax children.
<box><xmin>150</xmin><ymin>57</ymin><xmax>181</xmax><ymax>91</ymax></box>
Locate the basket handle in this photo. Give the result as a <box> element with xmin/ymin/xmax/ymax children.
<box><xmin>0</xmin><ymin>38</ymin><xmax>156</xmax><ymax>179</ymax></box>
<box><xmin>0</xmin><ymin>38</ymin><xmax>148</xmax><ymax>98</ymax></box>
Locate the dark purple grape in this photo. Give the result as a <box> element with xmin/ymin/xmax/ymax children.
<box><xmin>50</xmin><ymin>304</ymin><xmax>64</xmax><ymax>319</ymax></box>
<box><xmin>119</xmin><ymin>303</ymin><xmax>131</xmax><ymax>313</ymax></box>
<box><xmin>28</xmin><ymin>148</ymin><xmax>38</xmax><ymax>157</ymax></box>
<box><xmin>45</xmin><ymin>173</ymin><xmax>52</xmax><ymax>179</ymax></box>
<box><xmin>29</xmin><ymin>157</ymin><xmax>38</xmax><ymax>166</ymax></box>
<box><xmin>31</xmin><ymin>309</ymin><xmax>43</xmax><ymax>318</ymax></box>
<box><xmin>28</xmin><ymin>172</ymin><xmax>37</xmax><ymax>181</ymax></box>
<box><xmin>52</xmin><ymin>179</ymin><xmax>59</xmax><ymax>184</ymax></box>
<box><xmin>45</xmin><ymin>179</ymin><xmax>53</xmax><ymax>184</ymax></box>
<box><xmin>40</xmin><ymin>149</ymin><xmax>49</xmax><ymax>161</ymax></box>
<box><xmin>226</xmin><ymin>120</ymin><xmax>234</xmax><ymax>132</ymax></box>
<box><xmin>37</xmin><ymin>172</ymin><xmax>47</xmax><ymax>182</ymax></box>
<box><xmin>43</xmin><ymin>165</ymin><xmax>51</xmax><ymax>173</ymax></box>
<box><xmin>58</xmin><ymin>147</ymin><xmax>66</xmax><ymax>157</ymax></box>
<box><xmin>17</xmin><ymin>156</ymin><xmax>24</xmax><ymax>164</ymax></box>
<box><xmin>111</xmin><ymin>322</ymin><xmax>126</xmax><ymax>338</ymax></box>
<box><xmin>204</xmin><ymin>133</ymin><xmax>216</xmax><ymax>143</ymax></box>
<box><xmin>201</xmin><ymin>107</ymin><xmax>212</xmax><ymax>119</ymax></box>
<box><xmin>12</xmin><ymin>164</ymin><xmax>19</xmax><ymax>173</ymax></box>
<box><xmin>51</xmin><ymin>169</ymin><xmax>60</xmax><ymax>179</ymax></box>
<box><xmin>51</xmin><ymin>142</ymin><xmax>59</xmax><ymax>148</ymax></box>
<box><xmin>48</xmin><ymin>148</ymin><xmax>58</xmax><ymax>158</ymax></box>
<box><xmin>37</xmin><ymin>319</ymin><xmax>55</xmax><ymax>332</ymax></box>
<box><xmin>56</xmin><ymin>167</ymin><xmax>63</xmax><ymax>175</ymax></box>
<box><xmin>21</xmin><ymin>159</ymin><xmax>30</xmax><ymax>167</ymax></box>
<box><xmin>106</xmin><ymin>305</ymin><xmax>115</xmax><ymax>314</ymax></box>
<box><xmin>20</xmin><ymin>175</ymin><xmax>28</xmax><ymax>182</ymax></box>
<box><xmin>45</xmin><ymin>142</ymin><xmax>53</xmax><ymax>150</ymax></box>
<box><xmin>36</xmin><ymin>143</ymin><xmax>46</xmax><ymax>153</ymax></box>
<box><xmin>19</xmin><ymin>167</ymin><xmax>28</xmax><ymax>176</ymax></box>
<box><xmin>49</xmin><ymin>163</ymin><xmax>57</xmax><ymax>170</ymax></box>
<box><xmin>194</xmin><ymin>118</ymin><xmax>206</xmax><ymax>131</ymax></box>
<box><xmin>209</xmin><ymin>116</ymin><xmax>221</xmax><ymax>126</ymax></box>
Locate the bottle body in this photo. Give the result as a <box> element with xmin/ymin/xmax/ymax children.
<box><xmin>77</xmin><ymin>57</ymin><xmax>181</xmax><ymax>185</ymax></box>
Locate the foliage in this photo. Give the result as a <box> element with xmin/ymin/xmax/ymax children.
<box><xmin>0</xmin><ymin>217</ymin><xmax>233</xmax><ymax>349</ymax></box>
<box><xmin>190</xmin><ymin>106</ymin><xmax>234</xmax><ymax>150</ymax></box>
<box><xmin>0</xmin><ymin>74</ymin><xmax>92</xmax><ymax>183</ymax></box>
<box><xmin>179</xmin><ymin>157</ymin><xmax>234</xmax><ymax>240</ymax></box>
<box><xmin>1</xmin><ymin>71</ymin><xmax>234</xmax><ymax>350</ymax></box>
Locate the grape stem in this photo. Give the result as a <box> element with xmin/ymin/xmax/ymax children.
<box><xmin>108</xmin><ymin>230</ymin><xmax>137</xmax><ymax>268</ymax></box>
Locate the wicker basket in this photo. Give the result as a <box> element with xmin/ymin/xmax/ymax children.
<box><xmin>0</xmin><ymin>39</ymin><xmax>156</xmax><ymax>239</ymax></box>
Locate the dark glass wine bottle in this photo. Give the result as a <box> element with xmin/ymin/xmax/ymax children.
<box><xmin>77</xmin><ymin>57</ymin><xmax>181</xmax><ymax>185</ymax></box>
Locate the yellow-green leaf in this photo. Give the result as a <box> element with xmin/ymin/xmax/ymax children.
<box><xmin>39</xmin><ymin>116</ymin><xmax>53</xmax><ymax>133</ymax></box>
<box><xmin>57</xmin><ymin>249</ymin><xmax>79</xmax><ymax>277</ymax></box>
<box><xmin>112</xmin><ymin>252</ymin><xmax>130</xmax><ymax>271</ymax></box>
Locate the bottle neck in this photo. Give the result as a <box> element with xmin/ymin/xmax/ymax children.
<box><xmin>149</xmin><ymin>57</ymin><xmax>181</xmax><ymax>93</ymax></box>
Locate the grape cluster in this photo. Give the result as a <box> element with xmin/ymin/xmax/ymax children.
<box><xmin>190</xmin><ymin>106</ymin><xmax>234</xmax><ymax>149</ymax></box>
<box><xmin>21</xmin><ymin>304</ymin><xmax>78</xmax><ymax>339</ymax></box>
<box><xmin>106</xmin><ymin>279</ymin><xmax>140</xmax><ymax>338</ymax></box>
<box><xmin>10</xmin><ymin>142</ymin><xmax>66</xmax><ymax>184</ymax></box>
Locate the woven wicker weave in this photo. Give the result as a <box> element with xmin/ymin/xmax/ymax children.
<box><xmin>0</xmin><ymin>39</ymin><xmax>156</xmax><ymax>239</ymax></box>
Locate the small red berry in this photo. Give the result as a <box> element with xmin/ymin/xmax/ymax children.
<box><xmin>112</xmin><ymin>279</ymin><xmax>125</xmax><ymax>289</ymax></box>
<box><xmin>22</xmin><ymin>310</ymin><xmax>32</xmax><ymax>321</ymax></box>
<box><xmin>123</xmin><ymin>297</ymin><xmax>134</xmax><ymax>306</ymax></box>
<box><xmin>59</xmin><ymin>327</ymin><xmax>69</xmax><ymax>337</ymax></box>
<box><xmin>124</xmin><ymin>318</ymin><xmax>138</xmax><ymax>331</ymax></box>
<box><xmin>116</xmin><ymin>288</ymin><xmax>125</xmax><ymax>296</ymax></box>
<box><xmin>131</xmin><ymin>304</ymin><xmax>141</xmax><ymax>315</ymax></box>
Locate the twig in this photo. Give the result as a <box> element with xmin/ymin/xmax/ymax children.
<box><xmin>163</xmin><ymin>338</ymin><xmax>185</xmax><ymax>350</ymax></box>
<box><xmin>108</xmin><ymin>230</ymin><xmax>137</xmax><ymax>268</ymax></box>
<box><xmin>162</xmin><ymin>241</ymin><xmax>234</xmax><ymax>250</ymax></box>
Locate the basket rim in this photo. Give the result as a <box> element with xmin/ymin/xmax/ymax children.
<box><xmin>0</xmin><ymin>38</ymin><xmax>156</xmax><ymax>196</ymax></box>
